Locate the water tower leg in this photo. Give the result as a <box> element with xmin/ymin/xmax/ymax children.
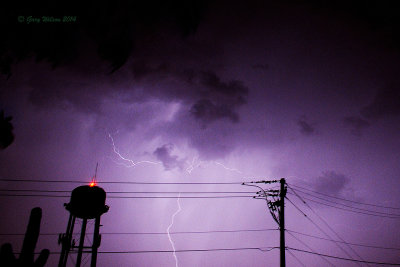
<box><xmin>91</xmin><ymin>216</ymin><xmax>101</xmax><ymax>267</ymax></box>
<box><xmin>76</xmin><ymin>218</ymin><xmax>87</xmax><ymax>267</ymax></box>
<box><xmin>59</xmin><ymin>214</ymin><xmax>75</xmax><ymax>267</ymax></box>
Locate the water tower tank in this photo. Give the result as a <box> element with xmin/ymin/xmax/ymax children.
<box><xmin>65</xmin><ymin>185</ymin><xmax>109</xmax><ymax>219</ymax></box>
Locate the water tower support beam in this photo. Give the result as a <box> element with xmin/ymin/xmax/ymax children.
<box><xmin>91</xmin><ymin>216</ymin><xmax>101</xmax><ymax>267</ymax></box>
<box><xmin>58</xmin><ymin>214</ymin><xmax>76</xmax><ymax>267</ymax></box>
<box><xmin>76</xmin><ymin>218</ymin><xmax>87</xmax><ymax>267</ymax></box>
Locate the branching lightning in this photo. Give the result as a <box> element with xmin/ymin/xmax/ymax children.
<box><xmin>109</xmin><ymin>134</ymin><xmax>242</xmax><ymax>175</ymax></box>
<box><xmin>167</xmin><ymin>192</ymin><xmax>182</xmax><ymax>267</ymax></box>
<box><xmin>108</xmin><ymin>134</ymin><xmax>242</xmax><ymax>267</ymax></box>
<box><xmin>108</xmin><ymin>133</ymin><xmax>161</xmax><ymax>168</ymax></box>
<box><xmin>185</xmin><ymin>157</ymin><xmax>202</xmax><ymax>174</ymax></box>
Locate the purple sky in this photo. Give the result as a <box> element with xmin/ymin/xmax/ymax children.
<box><xmin>1</xmin><ymin>1</ymin><xmax>400</xmax><ymax>266</ymax></box>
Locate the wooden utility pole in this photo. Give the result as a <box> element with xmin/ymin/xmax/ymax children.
<box><xmin>242</xmin><ymin>178</ymin><xmax>287</xmax><ymax>267</ymax></box>
<box><xmin>279</xmin><ymin>178</ymin><xmax>286</xmax><ymax>267</ymax></box>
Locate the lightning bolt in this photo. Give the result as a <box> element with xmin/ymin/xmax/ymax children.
<box><xmin>109</xmin><ymin>134</ymin><xmax>242</xmax><ymax>175</ymax></box>
<box><xmin>214</xmin><ymin>161</ymin><xmax>242</xmax><ymax>174</ymax></box>
<box><xmin>185</xmin><ymin>157</ymin><xmax>202</xmax><ymax>174</ymax></box>
<box><xmin>186</xmin><ymin>157</ymin><xmax>243</xmax><ymax>174</ymax></box>
<box><xmin>108</xmin><ymin>133</ymin><xmax>161</xmax><ymax>168</ymax></box>
<box><xmin>167</xmin><ymin>192</ymin><xmax>182</xmax><ymax>267</ymax></box>
<box><xmin>107</xmin><ymin>134</ymin><xmax>242</xmax><ymax>267</ymax></box>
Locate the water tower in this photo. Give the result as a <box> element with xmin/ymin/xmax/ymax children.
<box><xmin>58</xmin><ymin>182</ymin><xmax>109</xmax><ymax>267</ymax></box>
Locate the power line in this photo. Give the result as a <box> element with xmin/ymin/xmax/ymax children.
<box><xmin>287</xmin><ymin>247</ymin><xmax>400</xmax><ymax>266</ymax></box>
<box><xmin>287</xmin><ymin>249</ymin><xmax>307</xmax><ymax>267</ymax></box>
<box><xmin>285</xmin><ymin>195</ymin><xmax>363</xmax><ymax>265</ymax></box>
<box><xmin>287</xmin><ymin>229</ymin><xmax>400</xmax><ymax>251</ymax></box>
<box><xmin>96</xmin><ymin>247</ymin><xmax>279</xmax><ymax>253</ymax></box>
<box><xmin>299</xmin><ymin>195</ymin><xmax>400</xmax><ymax>218</ymax></box>
<box><xmin>0</xmin><ymin>194</ymin><xmax>254</xmax><ymax>199</ymax></box>
<box><xmin>288</xmin><ymin>189</ymin><xmax>400</xmax><ymax>216</ymax></box>
<box><xmin>287</xmin><ymin>185</ymin><xmax>369</xmax><ymax>266</ymax></box>
<box><xmin>0</xmin><ymin>179</ymin><xmax>244</xmax><ymax>185</ymax></box>
<box><xmin>287</xmin><ymin>192</ymin><xmax>400</xmax><ymax>219</ymax></box>
<box><xmin>289</xmin><ymin>184</ymin><xmax>400</xmax><ymax>210</ymax></box>
<box><xmin>285</xmin><ymin>196</ymin><xmax>307</xmax><ymax>217</ymax></box>
<box><xmin>0</xmin><ymin>189</ymin><xmax>255</xmax><ymax>194</ymax></box>
<box><xmin>0</xmin><ymin>228</ymin><xmax>278</xmax><ymax>236</ymax></box>
<box><xmin>34</xmin><ymin>247</ymin><xmax>280</xmax><ymax>255</ymax></box>
<box><xmin>286</xmin><ymin>230</ymin><xmax>335</xmax><ymax>266</ymax></box>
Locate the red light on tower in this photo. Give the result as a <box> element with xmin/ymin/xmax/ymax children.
<box><xmin>89</xmin><ymin>179</ymin><xmax>96</xmax><ymax>187</ymax></box>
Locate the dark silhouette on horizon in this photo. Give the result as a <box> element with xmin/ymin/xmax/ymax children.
<box><xmin>0</xmin><ymin>110</ymin><xmax>14</xmax><ymax>149</ymax></box>
<box><xmin>0</xmin><ymin>207</ymin><xmax>49</xmax><ymax>267</ymax></box>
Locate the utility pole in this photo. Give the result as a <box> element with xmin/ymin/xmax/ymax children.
<box><xmin>279</xmin><ymin>178</ymin><xmax>286</xmax><ymax>267</ymax></box>
<box><xmin>242</xmin><ymin>178</ymin><xmax>287</xmax><ymax>267</ymax></box>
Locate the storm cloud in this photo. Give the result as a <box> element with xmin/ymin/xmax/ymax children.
<box><xmin>153</xmin><ymin>143</ymin><xmax>185</xmax><ymax>170</ymax></box>
<box><xmin>343</xmin><ymin>116</ymin><xmax>370</xmax><ymax>136</ymax></box>
<box><xmin>313</xmin><ymin>171</ymin><xmax>350</xmax><ymax>196</ymax></box>
<box><xmin>361</xmin><ymin>85</ymin><xmax>400</xmax><ymax>119</ymax></box>
<box><xmin>2</xmin><ymin>1</ymin><xmax>400</xmax><ymax>266</ymax></box>
<box><xmin>297</xmin><ymin>116</ymin><xmax>315</xmax><ymax>135</ymax></box>
<box><xmin>0</xmin><ymin>0</ymin><xmax>207</xmax><ymax>76</ymax></box>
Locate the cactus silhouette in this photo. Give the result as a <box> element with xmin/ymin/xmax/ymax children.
<box><xmin>0</xmin><ymin>207</ymin><xmax>49</xmax><ymax>267</ymax></box>
<box><xmin>0</xmin><ymin>110</ymin><xmax>14</xmax><ymax>149</ymax></box>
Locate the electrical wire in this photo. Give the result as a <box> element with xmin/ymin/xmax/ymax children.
<box><xmin>287</xmin><ymin>185</ymin><xmax>369</xmax><ymax>266</ymax></box>
<box><xmin>287</xmin><ymin>247</ymin><xmax>400</xmax><ymax>266</ymax></box>
<box><xmin>287</xmin><ymin>249</ymin><xmax>307</xmax><ymax>267</ymax></box>
<box><xmin>285</xmin><ymin>195</ymin><xmax>363</xmax><ymax>266</ymax></box>
<box><xmin>286</xmin><ymin>230</ymin><xmax>335</xmax><ymax>266</ymax></box>
<box><xmin>285</xmin><ymin>196</ymin><xmax>307</xmax><ymax>218</ymax></box>
<box><xmin>287</xmin><ymin>193</ymin><xmax>400</xmax><ymax>219</ymax></box>
<box><xmin>289</xmin><ymin>184</ymin><xmax>400</xmax><ymax>210</ymax></box>
<box><xmin>0</xmin><ymin>229</ymin><xmax>278</xmax><ymax>236</ymax></box>
<box><xmin>288</xmin><ymin>187</ymin><xmax>400</xmax><ymax>217</ymax></box>
<box><xmin>0</xmin><ymin>189</ymin><xmax>255</xmax><ymax>196</ymax></box>
<box><xmin>4</xmin><ymin>178</ymin><xmax>398</xmax><ymax>264</ymax></box>
<box><xmin>0</xmin><ymin>179</ymin><xmax>245</xmax><ymax>185</ymax></box>
<box><xmin>0</xmin><ymin>194</ymin><xmax>255</xmax><ymax>199</ymax></box>
<box><xmin>287</xmin><ymin>229</ymin><xmax>400</xmax><ymax>251</ymax></box>
<box><xmin>32</xmin><ymin>247</ymin><xmax>280</xmax><ymax>255</ymax></box>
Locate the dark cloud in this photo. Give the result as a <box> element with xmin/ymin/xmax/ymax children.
<box><xmin>0</xmin><ymin>0</ymin><xmax>248</xmax><ymax>131</ymax></box>
<box><xmin>189</xmin><ymin>127</ymin><xmax>235</xmax><ymax>159</ymax></box>
<box><xmin>343</xmin><ymin>116</ymin><xmax>370</xmax><ymax>136</ymax></box>
<box><xmin>252</xmin><ymin>64</ymin><xmax>269</xmax><ymax>70</ymax></box>
<box><xmin>188</xmin><ymin>71</ymin><xmax>248</xmax><ymax>125</ymax></box>
<box><xmin>131</xmin><ymin>61</ymin><xmax>169</xmax><ymax>80</ymax></box>
<box><xmin>314</xmin><ymin>171</ymin><xmax>350</xmax><ymax>196</ymax></box>
<box><xmin>128</xmin><ymin>68</ymin><xmax>249</xmax><ymax>113</ymax></box>
<box><xmin>346</xmin><ymin>85</ymin><xmax>400</xmax><ymax>132</ymax></box>
<box><xmin>0</xmin><ymin>0</ymin><xmax>207</xmax><ymax>76</ymax></box>
<box><xmin>190</xmin><ymin>99</ymin><xmax>239</xmax><ymax>124</ymax></box>
<box><xmin>3</xmin><ymin>0</ymin><xmax>400</xmax><ymax>79</ymax></box>
<box><xmin>361</xmin><ymin>85</ymin><xmax>400</xmax><ymax>119</ymax></box>
<box><xmin>27</xmin><ymin>74</ymin><xmax>103</xmax><ymax>114</ymax></box>
<box><xmin>303</xmin><ymin>0</ymin><xmax>400</xmax><ymax>50</ymax></box>
<box><xmin>153</xmin><ymin>144</ymin><xmax>184</xmax><ymax>170</ymax></box>
<box><xmin>199</xmin><ymin>71</ymin><xmax>248</xmax><ymax>105</ymax></box>
<box><xmin>297</xmin><ymin>117</ymin><xmax>315</xmax><ymax>135</ymax></box>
